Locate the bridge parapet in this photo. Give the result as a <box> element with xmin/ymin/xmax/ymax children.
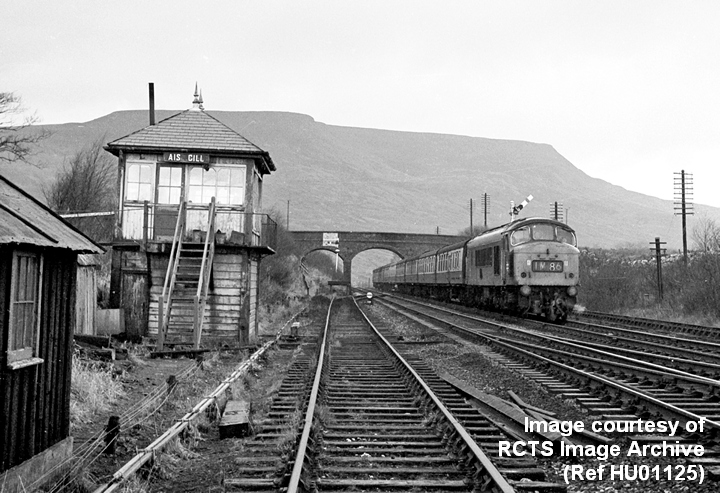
<box><xmin>290</xmin><ymin>230</ymin><xmax>465</xmax><ymax>285</ymax></box>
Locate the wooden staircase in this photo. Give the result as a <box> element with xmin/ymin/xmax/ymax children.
<box><xmin>157</xmin><ymin>199</ymin><xmax>217</xmax><ymax>350</ymax></box>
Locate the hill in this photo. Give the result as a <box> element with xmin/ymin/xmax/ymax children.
<box><xmin>1</xmin><ymin>109</ymin><xmax>713</xmax><ymax>250</ymax></box>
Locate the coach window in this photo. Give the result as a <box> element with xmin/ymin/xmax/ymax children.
<box><xmin>7</xmin><ymin>251</ymin><xmax>44</xmax><ymax>367</ymax></box>
<box><xmin>493</xmin><ymin>246</ymin><xmax>501</xmax><ymax>275</ymax></box>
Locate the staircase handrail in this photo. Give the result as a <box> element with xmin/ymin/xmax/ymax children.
<box><xmin>158</xmin><ymin>201</ymin><xmax>187</xmax><ymax>350</ymax></box>
<box><xmin>194</xmin><ymin>197</ymin><xmax>216</xmax><ymax>348</ymax></box>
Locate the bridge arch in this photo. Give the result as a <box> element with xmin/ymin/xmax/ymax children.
<box><xmin>291</xmin><ymin>231</ymin><xmax>464</xmax><ymax>287</ymax></box>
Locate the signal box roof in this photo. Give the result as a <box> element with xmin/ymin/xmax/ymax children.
<box><xmin>105</xmin><ymin>107</ymin><xmax>275</xmax><ymax>173</ymax></box>
<box><xmin>0</xmin><ymin>174</ymin><xmax>103</xmax><ymax>253</ymax></box>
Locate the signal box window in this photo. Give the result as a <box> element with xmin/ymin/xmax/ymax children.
<box><xmin>8</xmin><ymin>251</ymin><xmax>43</xmax><ymax>366</ymax></box>
<box><xmin>125</xmin><ymin>163</ymin><xmax>153</xmax><ymax>202</ymax></box>
<box><xmin>157</xmin><ymin>166</ymin><xmax>183</xmax><ymax>204</ymax></box>
<box><xmin>188</xmin><ymin>166</ymin><xmax>245</xmax><ymax>205</ymax></box>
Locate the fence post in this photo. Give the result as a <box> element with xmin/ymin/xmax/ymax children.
<box><xmin>104</xmin><ymin>415</ymin><xmax>120</xmax><ymax>454</ymax></box>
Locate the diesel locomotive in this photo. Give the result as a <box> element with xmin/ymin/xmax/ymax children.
<box><xmin>372</xmin><ymin>217</ymin><xmax>579</xmax><ymax>322</ymax></box>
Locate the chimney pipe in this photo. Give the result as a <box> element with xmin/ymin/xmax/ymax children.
<box><xmin>148</xmin><ymin>82</ymin><xmax>155</xmax><ymax>125</ymax></box>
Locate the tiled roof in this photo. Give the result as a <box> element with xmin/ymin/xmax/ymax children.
<box><xmin>106</xmin><ymin>109</ymin><xmax>266</xmax><ymax>154</ymax></box>
<box><xmin>0</xmin><ymin>175</ymin><xmax>103</xmax><ymax>253</ymax></box>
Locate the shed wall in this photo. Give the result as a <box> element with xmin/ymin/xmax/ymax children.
<box><xmin>1</xmin><ymin>248</ymin><xmax>76</xmax><ymax>473</ymax></box>
<box><xmin>75</xmin><ymin>265</ymin><xmax>97</xmax><ymax>335</ymax></box>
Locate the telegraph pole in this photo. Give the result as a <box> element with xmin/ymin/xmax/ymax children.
<box><xmin>650</xmin><ymin>237</ymin><xmax>667</xmax><ymax>301</ymax></box>
<box><xmin>482</xmin><ymin>193</ymin><xmax>489</xmax><ymax>227</ymax></box>
<box><xmin>469</xmin><ymin>198</ymin><xmax>474</xmax><ymax>235</ymax></box>
<box><xmin>674</xmin><ymin>170</ymin><xmax>694</xmax><ymax>264</ymax></box>
<box><xmin>286</xmin><ymin>200</ymin><xmax>290</xmax><ymax>230</ymax></box>
<box><xmin>550</xmin><ymin>202</ymin><xmax>563</xmax><ymax>221</ymax></box>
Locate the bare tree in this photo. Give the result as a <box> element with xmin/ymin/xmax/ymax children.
<box><xmin>0</xmin><ymin>92</ymin><xmax>49</xmax><ymax>163</ymax></box>
<box><xmin>44</xmin><ymin>136</ymin><xmax>116</xmax><ymax>213</ymax></box>
<box><xmin>691</xmin><ymin>215</ymin><xmax>720</xmax><ymax>253</ymax></box>
<box><xmin>458</xmin><ymin>224</ymin><xmax>489</xmax><ymax>238</ymax></box>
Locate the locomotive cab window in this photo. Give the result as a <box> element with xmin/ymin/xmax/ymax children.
<box><xmin>510</xmin><ymin>227</ymin><xmax>531</xmax><ymax>245</ymax></box>
<box><xmin>531</xmin><ymin>224</ymin><xmax>555</xmax><ymax>241</ymax></box>
<box><xmin>557</xmin><ymin>227</ymin><xmax>577</xmax><ymax>246</ymax></box>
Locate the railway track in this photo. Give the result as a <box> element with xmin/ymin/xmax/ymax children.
<box><xmin>536</xmin><ymin>321</ymin><xmax>720</xmax><ymax>372</ymax></box>
<box><xmin>226</xmin><ymin>296</ymin><xmax>565</xmax><ymax>492</ymax></box>
<box><xmin>574</xmin><ymin>310</ymin><xmax>720</xmax><ymax>340</ymax></box>
<box><xmin>372</xmin><ymin>293</ymin><xmax>720</xmax><ymax>441</ymax></box>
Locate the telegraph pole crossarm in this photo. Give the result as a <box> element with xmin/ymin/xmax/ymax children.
<box><xmin>674</xmin><ymin>170</ymin><xmax>694</xmax><ymax>265</ymax></box>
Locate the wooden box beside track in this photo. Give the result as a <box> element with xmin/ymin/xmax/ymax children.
<box><xmin>219</xmin><ymin>400</ymin><xmax>251</xmax><ymax>439</ymax></box>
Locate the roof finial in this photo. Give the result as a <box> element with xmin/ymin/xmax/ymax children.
<box><xmin>199</xmin><ymin>89</ymin><xmax>204</xmax><ymax>110</ymax></box>
<box><xmin>192</xmin><ymin>82</ymin><xmax>203</xmax><ymax>111</ymax></box>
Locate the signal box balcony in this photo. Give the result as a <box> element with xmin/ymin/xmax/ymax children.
<box><xmin>114</xmin><ymin>201</ymin><xmax>277</xmax><ymax>255</ymax></box>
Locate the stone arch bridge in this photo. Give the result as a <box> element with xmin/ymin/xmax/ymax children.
<box><xmin>290</xmin><ymin>231</ymin><xmax>465</xmax><ymax>286</ymax></box>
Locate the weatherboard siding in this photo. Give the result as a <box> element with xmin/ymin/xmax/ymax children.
<box><xmin>148</xmin><ymin>252</ymin><xmax>247</xmax><ymax>342</ymax></box>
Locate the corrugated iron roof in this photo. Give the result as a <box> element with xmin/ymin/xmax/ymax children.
<box><xmin>77</xmin><ymin>253</ymin><xmax>101</xmax><ymax>266</ymax></box>
<box><xmin>105</xmin><ymin>109</ymin><xmax>276</xmax><ymax>171</ymax></box>
<box><xmin>0</xmin><ymin>174</ymin><xmax>104</xmax><ymax>253</ymax></box>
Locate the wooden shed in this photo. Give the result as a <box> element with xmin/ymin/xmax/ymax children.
<box><xmin>75</xmin><ymin>254</ymin><xmax>99</xmax><ymax>336</ymax></box>
<box><xmin>104</xmin><ymin>88</ymin><xmax>276</xmax><ymax>349</ymax></box>
<box><xmin>0</xmin><ymin>174</ymin><xmax>103</xmax><ymax>491</ymax></box>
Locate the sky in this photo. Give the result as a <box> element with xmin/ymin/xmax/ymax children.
<box><xmin>2</xmin><ymin>1</ymin><xmax>719</xmax><ymax>208</ymax></box>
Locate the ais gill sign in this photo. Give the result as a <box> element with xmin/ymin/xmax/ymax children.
<box><xmin>163</xmin><ymin>152</ymin><xmax>210</xmax><ymax>164</ymax></box>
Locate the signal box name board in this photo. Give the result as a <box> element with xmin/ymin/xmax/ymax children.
<box><xmin>163</xmin><ymin>152</ymin><xmax>210</xmax><ymax>164</ymax></box>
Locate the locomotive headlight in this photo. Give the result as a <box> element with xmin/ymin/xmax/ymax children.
<box><xmin>520</xmin><ymin>285</ymin><xmax>532</xmax><ymax>297</ymax></box>
<box><xmin>567</xmin><ymin>286</ymin><xmax>577</xmax><ymax>297</ymax></box>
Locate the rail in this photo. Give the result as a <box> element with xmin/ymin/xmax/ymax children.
<box><xmin>193</xmin><ymin>197</ymin><xmax>216</xmax><ymax>348</ymax></box>
<box><xmin>92</xmin><ymin>310</ymin><xmax>305</xmax><ymax>493</ymax></box>
<box><xmin>286</xmin><ymin>296</ymin><xmax>515</xmax><ymax>492</ymax></box>
<box><xmin>353</xmin><ymin>297</ymin><xmax>516</xmax><ymax>492</ymax></box>
<box><xmin>286</xmin><ymin>297</ymin><xmax>334</xmax><ymax>493</ymax></box>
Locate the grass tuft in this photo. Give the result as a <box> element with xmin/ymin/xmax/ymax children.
<box><xmin>70</xmin><ymin>355</ymin><xmax>125</xmax><ymax>429</ymax></box>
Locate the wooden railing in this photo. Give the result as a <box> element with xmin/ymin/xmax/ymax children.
<box><xmin>117</xmin><ymin>203</ymin><xmax>276</xmax><ymax>251</ymax></box>
<box><xmin>193</xmin><ymin>197</ymin><xmax>216</xmax><ymax>349</ymax></box>
<box><xmin>157</xmin><ymin>201</ymin><xmax>187</xmax><ymax>351</ymax></box>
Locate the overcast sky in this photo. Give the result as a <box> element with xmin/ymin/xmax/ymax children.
<box><xmin>2</xmin><ymin>1</ymin><xmax>718</xmax><ymax>208</ymax></box>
